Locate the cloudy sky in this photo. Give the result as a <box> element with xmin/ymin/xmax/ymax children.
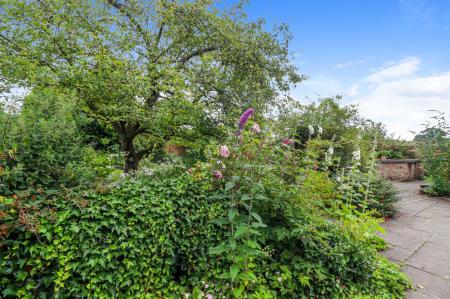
<box><xmin>243</xmin><ymin>0</ymin><xmax>450</xmax><ymax>139</ymax></box>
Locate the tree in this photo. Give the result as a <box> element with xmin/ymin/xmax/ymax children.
<box><xmin>0</xmin><ymin>0</ymin><xmax>302</xmax><ymax>172</ymax></box>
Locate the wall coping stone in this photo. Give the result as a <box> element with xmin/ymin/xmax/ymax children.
<box><xmin>378</xmin><ymin>159</ymin><xmax>420</xmax><ymax>164</ymax></box>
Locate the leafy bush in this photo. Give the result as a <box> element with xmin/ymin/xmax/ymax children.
<box><xmin>0</xmin><ymin>171</ymin><xmax>410</xmax><ymax>298</ymax></box>
<box><xmin>0</xmin><ymin>171</ymin><xmax>227</xmax><ymax>298</ymax></box>
<box><xmin>0</xmin><ymin>89</ymin><xmax>96</xmax><ymax>194</ymax></box>
<box><xmin>339</xmin><ymin>173</ymin><xmax>400</xmax><ymax>218</ymax></box>
<box><xmin>416</xmin><ymin>112</ymin><xmax>450</xmax><ymax>196</ymax></box>
<box><xmin>1</xmin><ymin>146</ymin><xmax>410</xmax><ymax>298</ymax></box>
<box><xmin>1</xmin><ymin>109</ymin><xmax>411</xmax><ymax>298</ymax></box>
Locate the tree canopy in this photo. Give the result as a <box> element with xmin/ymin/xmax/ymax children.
<box><xmin>0</xmin><ymin>0</ymin><xmax>302</xmax><ymax>171</ymax></box>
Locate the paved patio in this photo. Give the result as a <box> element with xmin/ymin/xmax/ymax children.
<box><xmin>382</xmin><ymin>181</ymin><xmax>450</xmax><ymax>299</ymax></box>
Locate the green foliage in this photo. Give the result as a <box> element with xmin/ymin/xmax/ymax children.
<box><xmin>0</xmin><ymin>89</ymin><xmax>95</xmax><ymax>194</ymax></box>
<box><xmin>377</xmin><ymin>138</ymin><xmax>416</xmax><ymax>159</ymax></box>
<box><xmin>338</xmin><ymin>172</ymin><xmax>400</xmax><ymax>218</ymax></box>
<box><xmin>275</xmin><ymin>97</ymin><xmax>386</xmax><ymax>170</ymax></box>
<box><xmin>0</xmin><ymin>0</ymin><xmax>302</xmax><ymax>171</ymax></box>
<box><xmin>0</xmin><ymin>116</ymin><xmax>411</xmax><ymax>298</ymax></box>
<box><xmin>416</xmin><ymin>112</ymin><xmax>450</xmax><ymax>196</ymax></box>
<box><xmin>0</xmin><ymin>3</ymin><xmax>413</xmax><ymax>297</ymax></box>
<box><xmin>0</xmin><ymin>171</ymin><xmax>227</xmax><ymax>298</ymax></box>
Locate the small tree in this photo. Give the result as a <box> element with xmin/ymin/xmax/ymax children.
<box><xmin>0</xmin><ymin>0</ymin><xmax>302</xmax><ymax>172</ymax></box>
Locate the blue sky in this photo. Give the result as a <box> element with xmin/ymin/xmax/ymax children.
<box><xmin>239</xmin><ymin>0</ymin><xmax>450</xmax><ymax>139</ymax></box>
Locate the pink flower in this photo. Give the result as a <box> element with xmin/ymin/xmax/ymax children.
<box><xmin>205</xmin><ymin>295</ymin><xmax>213</xmax><ymax>299</ymax></box>
<box><xmin>212</xmin><ymin>170</ymin><xmax>223</xmax><ymax>180</ymax></box>
<box><xmin>282</xmin><ymin>138</ymin><xmax>293</xmax><ymax>145</ymax></box>
<box><xmin>251</xmin><ymin>123</ymin><xmax>261</xmax><ymax>133</ymax></box>
<box><xmin>238</xmin><ymin>108</ymin><xmax>254</xmax><ymax>129</ymax></box>
<box><xmin>219</xmin><ymin>145</ymin><xmax>230</xmax><ymax>158</ymax></box>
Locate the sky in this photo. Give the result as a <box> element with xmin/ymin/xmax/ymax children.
<box><xmin>240</xmin><ymin>0</ymin><xmax>450</xmax><ymax>139</ymax></box>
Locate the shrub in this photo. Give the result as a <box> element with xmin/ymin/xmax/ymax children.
<box><xmin>339</xmin><ymin>173</ymin><xmax>400</xmax><ymax>218</ymax></box>
<box><xmin>416</xmin><ymin>112</ymin><xmax>450</xmax><ymax>196</ymax></box>
<box><xmin>1</xmin><ymin>110</ymin><xmax>411</xmax><ymax>298</ymax></box>
<box><xmin>0</xmin><ymin>171</ymin><xmax>227</xmax><ymax>298</ymax></box>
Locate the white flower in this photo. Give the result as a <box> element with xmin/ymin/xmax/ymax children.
<box><xmin>308</xmin><ymin>125</ymin><xmax>314</xmax><ymax>135</ymax></box>
<box><xmin>327</xmin><ymin>147</ymin><xmax>334</xmax><ymax>155</ymax></box>
<box><xmin>184</xmin><ymin>294</ymin><xmax>190</xmax><ymax>299</ymax></box>
<box><xmin>353</xmin><ymin>149</ymin><xmax>361</xmax><ymax>161</ymax></box>
<box><xmin>318</xmin><ymin>126</ymin><xmax>323</xmax><ymax>135</ymax></box>
<box><xmin>277</xmin><ymin>277</ymin><xmax>282</xmax><ymax>282</ymax></box>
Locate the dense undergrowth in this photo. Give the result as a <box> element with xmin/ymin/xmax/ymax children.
<box><xmin>1</xmin><ymin>108</ymin><xmax>411</xmax><ymax>298</ymax></box>
<box><xmin>0</xmin><ymin>167</ymin><xmax>409</xmax><ymax>298</ymax></box>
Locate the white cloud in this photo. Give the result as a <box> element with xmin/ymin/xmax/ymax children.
<box><xmin>365</xmin><ymin>56</ymin><xmax>421</xmax><ymax>82</ymax></box>
<box><xmin>354</xmin><ymin>58</ymin><xmax>450</xmax><ymax>140</ymax></box>
<box><xmin>291</xmin><ymin>56</ymin><xmax>449</xmax><ymax>140</ymax></box>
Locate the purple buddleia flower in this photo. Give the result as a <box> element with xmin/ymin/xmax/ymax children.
<box><xmin>219</xmin><ymin>145</ymin><xmax>230</xmax><ymax>158</ymax></box>
<box><xmin>238</xmin><ymin>108</ymin><xmax>254</xmax><ymax>129</ymax></box>
<box><xmin>212</xmin><ymin>170</ymin><xmax>223</xmax><ymax>180</ymax></box>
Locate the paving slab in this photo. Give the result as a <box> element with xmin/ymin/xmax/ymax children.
<box><xmin>381</xmin><ymin>181</ymin><xmax>450</xmax><ymax>299</ymax></box>
<box><xmin>407</xmin><ymin>241</ymin><xmax>450</xmax><ymax>278</ymax></box>
<box><xmin>403</xmin><ymin>265</ymin><xmax>450</xmax><ymax>299</ymax></box>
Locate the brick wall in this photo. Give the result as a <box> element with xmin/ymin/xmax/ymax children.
<box><xmin>377</xmin><ymin>159</ymin><xmax>423</xmax><ymax>181</ymax></box>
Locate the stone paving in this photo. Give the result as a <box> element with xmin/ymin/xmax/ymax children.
<box><xmin>381</xmin><ymin>181</ymin><xmax>450</xmax><ymax>299</ymax></box>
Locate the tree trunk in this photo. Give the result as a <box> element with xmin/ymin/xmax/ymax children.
<box><xmin>121</xmin><ymin>136</ymin><xmax>139</xmax><ymax>173</ymax></box>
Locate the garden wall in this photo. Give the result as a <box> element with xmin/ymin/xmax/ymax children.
<box><xmin>377</xmin><ymin>159</ymin><xmax>424</xmax><ymax>181</ymax></box>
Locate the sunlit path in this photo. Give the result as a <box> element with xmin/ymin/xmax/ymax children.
<box><xmin>382</xmin><ymin>181</ymin><xmax>450</xmax><ymax>298</ymax></box>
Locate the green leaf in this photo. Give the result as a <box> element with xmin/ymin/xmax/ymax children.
<box><xmin>225</xmin><ymin>181</ymin><xmax>235</xmax><ymax>192</ymax></box>
<box><xmin>241</xmin><ymin>194</ymin><xmax>251</xmax><ymax>201</ymax></box>
<box><xmin>251</xmin><ymin>222</ymin><xmax>267</xmax><ymax>228</ymax></box>
<box><xmin>208</xmin><ymin>244</ymin><xmax>228</xmax><ymax>255</ymax></box>
<box><xmin>228</xmin><ymin>209</ymin><xmax>238</xmax><ymax>221</ymax></box>
<box><xmin>230</xmin><ymin>264</ymin><xmax>239</xmax><ymax>281</ymax></box>
<box><xmin>16</xmin><ymin>271</ymin><xmax>28</xmax><ymax>281</ymax></box>
<box><xmin>210</xmin><ymin>217</ymin><xmax>228</xmax><ymax>225</ymax></box>
<box><xmin>231</xmin><ymin>176</ymin><xmax>241</xmax><ymax>182</ymax></box>
<box><xmin>233</xmin><ymin>285</ymin><xmax>245</xmax><ymax>297</ymax></box>
<box><xmin>250</xmin><ymin>212</ymin><xmax>262</xmax><ymax>223</ymax></box>
<box><xmin>234</xmin><ymin>224</ymin><xmax>249</xmax><ymax>239</ymax></box>
<box><xmin>229</xmin><ymin>239</ymin><xmax>237</xmax><ymax>250</ymax></box>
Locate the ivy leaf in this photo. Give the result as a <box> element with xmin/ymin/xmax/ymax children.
<box><xmin>230</xmin><ymin>264</ymin><xmax>239</xmax><ymax>281</ymax></box>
